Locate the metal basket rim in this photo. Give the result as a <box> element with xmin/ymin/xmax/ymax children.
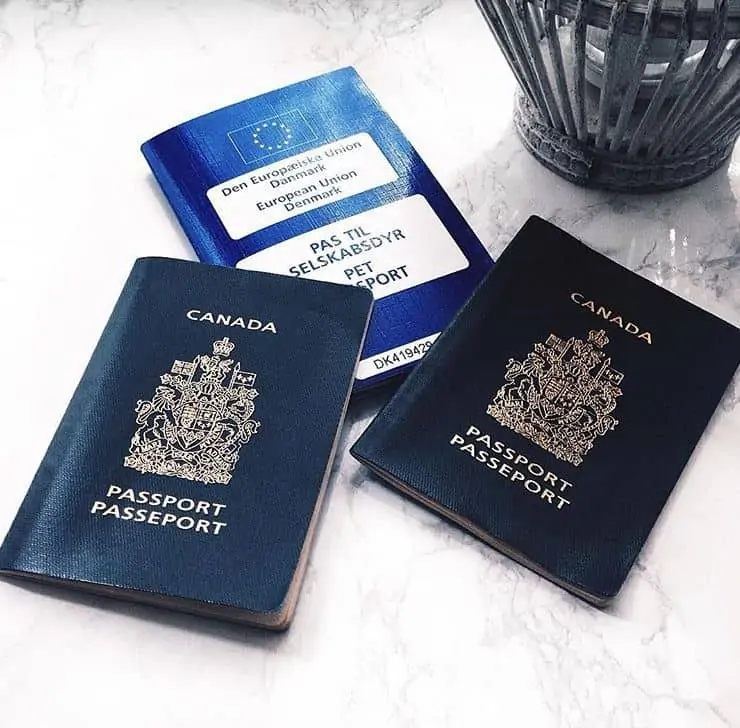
<box><xmin>527</xmin><ymin>0</ymin><xmax>740</xmax><ymax>40</ymax></box>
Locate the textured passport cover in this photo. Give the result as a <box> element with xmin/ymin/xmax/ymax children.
<box><xmin>0</xmin><ymin>258</ymin><xmax>372</xmax><ymax>629</ymax></box>
<box><xmin>141</xmin><ymin>67</ymin><xmax>492</xmax><ymax>392</ymax></box>
<box><xmin>351</xmin><ymin>216</ymin><xmax>740</xmax><ymax>605</ymax></box>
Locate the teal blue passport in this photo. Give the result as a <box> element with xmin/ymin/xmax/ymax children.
<box><xmin>0</xmin><ymin>258</ymin><xmax>372</xmax><ymax>629</ymax></box>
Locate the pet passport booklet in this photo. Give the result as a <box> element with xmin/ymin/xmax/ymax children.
<box><xmin>141</xmin><ymin>67</ymin><xmax>493</xmax><ymax>392</ymax></box>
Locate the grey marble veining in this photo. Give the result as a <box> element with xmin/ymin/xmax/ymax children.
<box><xmin>0</xmin><ymin>1</ymin><xmax>739</xmax><ymax>727</ymax></box>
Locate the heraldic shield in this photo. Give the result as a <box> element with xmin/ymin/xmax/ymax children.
<box><xmin>124</xmin><ymin>337</ymin><xmax>260</xmax><ymax>484</ymax></box>
<box><xmin>487</xmin><ymin>329</ymin><xmax>623</xmax><ymax>467</ymax></box>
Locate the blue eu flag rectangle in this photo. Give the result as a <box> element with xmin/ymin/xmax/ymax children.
<box><xmin>228</xmin><ymin>110</ymin><xmax>318</xmax><ymax>164</ymax></box>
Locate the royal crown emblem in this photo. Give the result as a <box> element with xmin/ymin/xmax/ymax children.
<box><xmin>123</xmin><ymin>337</ymin><xmax>260</xmax><ymax>484</ymax></box>
<box><xmin>487</xmin><ymin>330</ymin><xmax>623</xmax><ymax>467</ymax></box>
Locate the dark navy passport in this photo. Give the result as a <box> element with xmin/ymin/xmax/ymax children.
<box><xmin>141</xmin><ymin>67</ymin><xmax>492</xmax><ymax>392</ymax></box>
<box><xmin>0</xmin><ymin>258</ymin><xmax>372</xmax><ymax>629</ymax></box>
<box><xmin>351</xmin><ymin>216</ymin><xmax>740</xmax><ymax>605</ymax></box>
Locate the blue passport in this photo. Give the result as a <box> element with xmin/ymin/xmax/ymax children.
<box><xmin>0</xmin><ymin>258</ymin><xmax>372</xmax><ymax>629</ymax></box>
<box><xmin>141</xmin><ymin>67</ymin><xmax>492</xmax><ymax>392</ymax></box>
<box><xmin>351</xmin><ymin>216</ymin><xmax>740</xmax><ymax>605</ymax></box>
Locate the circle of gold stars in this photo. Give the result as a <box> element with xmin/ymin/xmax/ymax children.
<box><xmin>252</xmin><ymin>121</ymin><xmax>293</xmax><ymax>151</ymax></box>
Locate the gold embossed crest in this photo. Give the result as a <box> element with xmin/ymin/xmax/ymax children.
<box><xmin>487</xmin><ymin>330</ymin><xmax>623</xmax><ymax>466</ymax></box>
<box><xmin>124</xmin><ymin>337</ymin><xmax>260</xmax><ymax>484</ymax></box>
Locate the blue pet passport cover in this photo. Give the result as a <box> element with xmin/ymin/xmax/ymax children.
<box><xmin>141</xmin><ymin>66</ymin><xmax>493</xmax><ymax>392</ymax></box>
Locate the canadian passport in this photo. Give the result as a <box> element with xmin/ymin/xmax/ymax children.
<box><xmin>0</xmin><ymin>258</ymin><xmax>372</xmax><ymax>629</ymax></box>
<box><xmin>141</xmin><ymin>67</ymin><xmax>492</xmax><ymax>392</ymax></box>
<box><xmin>351</xmin><ymin>216</ymin><xmax>740</xmax><ymax>605</ymax></box>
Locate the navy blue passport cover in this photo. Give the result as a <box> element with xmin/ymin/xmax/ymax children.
<box><xmin>0</xmin><ymin>258</ymin><xmax>372</xmax><ymax>629</ymax></box>
<box><xmin>141</xmin><ymin>67</ymin><xmax>492</xmax><ymax>392</ymax></box>
<box><xmin>351</xmin><ymin>216</ymin><xmax>740</xmax><ymax>605</ymax></box>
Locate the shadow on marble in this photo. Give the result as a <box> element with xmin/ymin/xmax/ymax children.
<box><xmin>456</xmin><ymin>118</ymin><xmax>740</xmax><ymax>310</ymax></box>
<box><xmin>4</xmin><ymin>576</ymin><xmax>293</xmax><ymax>647</ymax></box>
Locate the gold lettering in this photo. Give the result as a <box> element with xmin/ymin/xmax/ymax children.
<box><xmin>571</xmin><ymin>294</ymin><xmax>653</xmax><ymax>344</ymax></box>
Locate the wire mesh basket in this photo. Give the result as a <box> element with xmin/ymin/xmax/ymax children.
<box><xmin>475</xmin><ymin>0</ymin><xmax>740</xmax><ymax>191</ymax></box>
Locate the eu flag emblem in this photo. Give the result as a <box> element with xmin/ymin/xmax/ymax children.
<box><xmin>228</xmin><ymin>110</ymin><xmax>317</xmax><ymax>164</ymax></box>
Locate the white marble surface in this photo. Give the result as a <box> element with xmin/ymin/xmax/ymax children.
<box><xmin>1</xmin><ymin>1</ymin><xmax>739</xmax><ymax>726</ymax></box>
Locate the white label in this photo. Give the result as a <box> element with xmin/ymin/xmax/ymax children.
<box><xmin>357</xmin><ymin>332</ymin><xmax>440</xmax><ymax>380</ymax></box>
<box><xmin>236</xmin><ymin>195</ymin><xmax>469</xmax><ymax>299</ymax></box>
<box><xmin>207</xmin><ymin>132</ymin><xmax>398</xmax><ymax>239</ymax></box>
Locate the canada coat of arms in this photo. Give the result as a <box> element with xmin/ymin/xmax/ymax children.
<box><xmin>124</xmin><ymin>337</ymin><xmax>260</xmax><ymax>484</ymax></box>
<box><xmin>487</xmin><ymin>329</ymin><xmax>623</xmax><ymax>466</ymax></box>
